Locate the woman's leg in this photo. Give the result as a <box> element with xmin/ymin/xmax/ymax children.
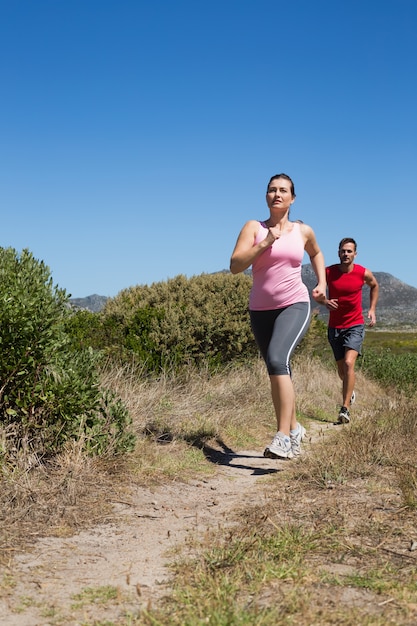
<box><xmin>250</xmin><ymin>303</ymin><xmax>310</xmax><ymax>458</ymax></box>
<box><xmin>270</xmin><ymin>374</ymin><xmax>296</xmax><ymax>436</ymax></box>
<box><xmin>266</xmin><ymin>302</ymin><xmax>311</xmax><ymax>435</ymax></box>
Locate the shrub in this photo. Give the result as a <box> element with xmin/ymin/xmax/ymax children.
<box><xmin>102</xmin><ymin>273</ymin><xmax>258</xmax><ymax>371</ymax></box>
<box><xmin>0</xmin><ymin>248</ymin><xmax>134</xmax><ymax>458</ymax></box>
<box><xmin>361</xmin><ymin>347</ymin><xmax>417</xmax><ymax>396</ymax></box>
<box><xmin>64</xmin><ymin>308</ymin><xmax>125</xmax><ymax>353</ymax></box>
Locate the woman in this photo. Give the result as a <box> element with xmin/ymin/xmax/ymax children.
<box><xmin>230</xmin><ymin>173</ymin><xmax>326</xmax><ymax>459</ymax></box>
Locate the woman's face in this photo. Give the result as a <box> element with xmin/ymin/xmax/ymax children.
<box><xmin>266</xmin><ymin>177</ymin><xmax>295</xmax><ymax>212</ymax></box>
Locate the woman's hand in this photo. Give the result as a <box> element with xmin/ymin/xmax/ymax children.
<box><xmin>312</xmin><ymin>283</ymin><xmax>327</xmax><ymax>304</ymax></box>
<box><xmin>230</xmin><ymin>220</ymin><xmax>273</xmax><ymax>274</ymax></box>
<box><xmin>267</xmin><ymin>225</ymin><xmax>281</xmax><ymax>243</ymax></box>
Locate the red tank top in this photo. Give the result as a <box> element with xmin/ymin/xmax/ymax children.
<box><xmin>326</xmin><ymin>264</ymin><xmax>366</xmax><ymax>328</ymax></box>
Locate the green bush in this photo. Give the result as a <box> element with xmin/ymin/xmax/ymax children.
<box><xmin>0</xmin><ymin>248</ymin><xmax>134</xmax><ymax>458</ymax></box>
<box><xmin>124</xmin><ymin>307</ymin><xmax>167</xmax><ymax>370</ymax></box>
<box><xmin>102</xmin><ymin>273</ymin><xmax>258</xmax><ymax>371</ymax></box>
<box><xmin>64</xmin><ymin>308</ymin><xmax>125</xmax><ymax>353</ymax></box>
<box><xmin>361</xmin><ymin>347</ymin><xmax>417</xmax><ymax>396</ymax></box>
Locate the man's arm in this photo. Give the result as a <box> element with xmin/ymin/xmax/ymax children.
<box><xmin>364</xmin><ymin>269</ymin><xmax>379</xmax><ymax>326</ymax></box>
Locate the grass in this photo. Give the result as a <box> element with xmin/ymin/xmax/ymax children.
<box><xmin>71</xmin><ymin>585</ymin><xmax>121</xmax><ymax>608</ymax></box>
<box><xmin>364</xmin><ymin>329</ymin><xmax>417</xmax><ymax>354</ymax></box>
<box><xmin>1</xmin><ymin>329</ymin><xmax>417</xmax><ymax>624</ymax></box>
<box><xmin>142</xmin><ymin>469</ymin><xmax>417</xmax><ymax>625</ymax></box>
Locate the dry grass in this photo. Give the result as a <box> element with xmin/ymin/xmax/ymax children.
<box><xmin>1</xmin><ymin>354</ymin><xmax>417</xmax><ymax>624</ymax></box>
<box><xmin>0</xmin><ymin>355</ymin><xmax>401</xmax><ymax>551</ymax></box>
<box><xmin>0</xmin><ymin>358</ymin><xmax>274</xmax><ymax>561</ymax></box>
<box><xmin>0</xmin><ymin>441</ymin><xmax>126</xmax><ymax>566</ymax></box>
<box><xmin>100</xmin><ymin>358</ymin><xmax>271</xmax><ymax>436</ymax></box>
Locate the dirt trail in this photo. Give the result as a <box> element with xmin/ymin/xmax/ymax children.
<box><xmin>0</xmin><ymin>425</ymin><xmax>332</xmax><ymax>625</ymax></box>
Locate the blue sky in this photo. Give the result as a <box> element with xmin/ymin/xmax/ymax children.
<box><xmin>1</xmin><ymin>0</ymin><xmax>416</xmax><ymax>298</ymax></box>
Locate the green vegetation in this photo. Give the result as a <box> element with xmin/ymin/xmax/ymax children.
<box><xmin>360</xmin><ymin>330</ymin><xmax>417</xmax><ymax>395</ymax></box>
<box><xmin>68</xmin><ymin>272</ymin><xmax>257</xmax><ymax>371</ymax></box>
<box><xmin>364</xmin><ymin>330</ymin><xmax>417</xmax><ymax>354</ymax></box>
<box><xmin>361</xmin><ymin>348</ymin><xmax>417</xmax><ymax>395</ymax></box>
<box><xmin>0</xmin><ymin>247</ymin><xmax>134</xmax><ymax>459</ymax></box>
<box><xmin>71</xmin><ymin>585</ymin><xmax>120</xmax><ymax>609</ymax></box>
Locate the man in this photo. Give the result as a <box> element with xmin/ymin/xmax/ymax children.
<box><xmin>324</xmin><ymin>238</ymin><xmax>379</xmax><ymax>424</ymax></box>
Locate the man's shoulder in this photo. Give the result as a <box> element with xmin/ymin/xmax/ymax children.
<box><xmin>353</xmin><ymin>264</ymin><xmax>366</xmax><ymax>276</ymax></box>
<box><xmin>326</xmin><ymin>264</ymin><xmax>366</xmax><ymax>273</ymax></box>
<box><xmin>326</xmin><ymin>264</ymin><xmax>341</xmax><ymax>275</ymax></box>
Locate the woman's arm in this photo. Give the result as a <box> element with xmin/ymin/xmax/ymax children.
<box><xmin>301</xmin><ymin>224</ymin><xmax>327</xmax><ymax>303</ymax></box>
<box><xmin>230</xmin><ymin>220</ymin><xmax>274</xmax><ymax>274</ymax></box>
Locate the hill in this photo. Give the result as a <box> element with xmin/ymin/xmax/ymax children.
<box><xmin>70</xmin><ymin>268</ymin><xmax>417</xmax><ymax>327</ymax></box>
<box><xmin>69</xmin><ymin>294</ymin><xmax>108</xmax><ymax>313</ymax></box>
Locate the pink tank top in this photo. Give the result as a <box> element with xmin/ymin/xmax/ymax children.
<box><xmin>249</xmin><ymin>221</ymin><xmax>309</xmax><ymax>310</ymax></box>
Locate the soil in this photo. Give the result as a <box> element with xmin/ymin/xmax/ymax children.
<box><xmin>0</xmin><ymin>423</ymin><xmax>335</xmax><ymax>625</ymax></box>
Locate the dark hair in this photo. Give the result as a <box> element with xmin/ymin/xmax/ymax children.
<box><xmin>339</xmin><ymin>237</ymin><xmax>357</xmax><ymax>251</ymax></box>
<box><xmin>267</xmin><ymin>173</ymin><xmax>296</xmax><ymax>197</ymax></box>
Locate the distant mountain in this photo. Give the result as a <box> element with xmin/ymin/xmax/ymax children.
<box><xmin>70</xmin><ymin>268</ymin><xmax>417</xmax><ymax>327</ymax></box>
<box><xmin>301</xmin><ymin>265</ymin><xmax>417</xmax><ymax>327</ymax></box>
<box><xmin>70</xmin><ymin>294</ymin><xmax>109</xmax><ymax>313</ymax></box>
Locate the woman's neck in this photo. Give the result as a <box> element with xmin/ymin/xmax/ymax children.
<box><xmin>265</xmin><ymin>215</ymin><xmax>290</xmax><ymax>228</ymax></box>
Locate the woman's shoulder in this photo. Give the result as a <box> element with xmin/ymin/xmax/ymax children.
<box><xmin>241</xmin><ymin>219</ymin><xmax>264</xmax><ymax>232</ymax></box>
<box><xmin>294</xmin><ymin>221</ymin><xmax>313</xmax><ymax>236</ymax></box>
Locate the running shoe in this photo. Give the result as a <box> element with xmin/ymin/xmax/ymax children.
<box><xmin>290</xmin><ymin>424</ymin><xmax>307</xmax><ymax>457</ymax></box>
<box><xmin>338</xmin><ymin>406</ymin><xmax>350</xmax><ymax>424</ymax></box>
<box><xmin>264</xmin><ymin>432</ymin><xmax>293</xmax><ymax>459</ymax></box>
<box><xmin>350</xmin><ymin>391</ymin><xmax>356</xmax><ymax>405</ymax></box>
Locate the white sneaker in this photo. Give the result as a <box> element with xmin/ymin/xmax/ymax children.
<box><xmin>338</xmin><ymin>406</ymin><xmax>350</xmax><ymax>424</ymax></box>
<box><xmin>350</xmin><ymin>391</ymin><xmax>356</xmax><ymax>405</ymax></box>
<box><xmin>264</xmin><ymin>433</ymin><xmax>293</xmax><ymax>459</ymax></box>
<box><xmin>290</xmin><ymin>424</ymin><xmax>307</xmax><ymax>457</ymax></box>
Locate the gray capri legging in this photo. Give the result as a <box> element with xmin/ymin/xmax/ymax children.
<box><xmin>249</xmin><ymin>301</ymin><xmax>311</xmax><ymax>376</ymax></box>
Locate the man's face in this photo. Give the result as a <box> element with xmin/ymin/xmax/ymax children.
<box><xmin>338</xmin><ymin>243</ymin><xmax>357</xmax><ymax>265</ymax></box>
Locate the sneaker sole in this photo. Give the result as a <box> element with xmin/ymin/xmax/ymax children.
<box><xmin>263</xmin><ymin>447</ymin><xmax>293</xmax><ymax>460</ymax></box>
<box><xmin>338</xmin><ymin>414</ymin><xmax>350</xmax><ymax>424</ymax></box>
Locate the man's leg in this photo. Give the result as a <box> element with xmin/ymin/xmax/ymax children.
<box><xmin>337</xmin><ymin>348</ymin><xmax>359</xmax><ymax>408</ymax></box>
